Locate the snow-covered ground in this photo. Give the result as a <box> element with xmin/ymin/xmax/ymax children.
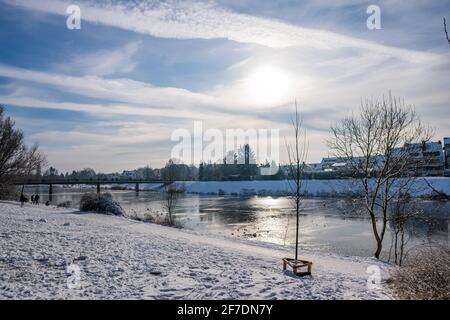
<box><xmin>0</xmin><ymin>202</ymin><xmax>392</xmax><ymax>300</ymax></box>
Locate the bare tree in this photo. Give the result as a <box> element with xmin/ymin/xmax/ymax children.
<box><xmin>285</xmin><ymin>101</ymin><xmax>308</xmax><ymax>261</ymax></box>
<box><xmin>327</xmin><ymin>93</ymin><xmax>432</xmax><ymax>259</ymax></box>
<box><xmin>162</xmin><ymin>159</ymin><xmax>179</xmax><ymax>226</ymax></box>
<box><xmin>387</xmin><ymin>196</ymin><xmax>422</xmax><ymax>266</ymax></box>
<box><xmin>0</xmin><ymin>105</ymin><xmax>46</xmax><ymax>198</ymax></box>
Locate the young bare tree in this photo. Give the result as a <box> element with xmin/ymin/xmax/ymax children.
<box><xmin>328</xmin><ymin>93</ymin><xmax>432</xmax><ymax>259</ymax></box>
<box><xmin>162</xmin><ymin>159</ymin><xmax>179</xmax><ymax>226</ymax></box>
<box><xmin>0</xmin><ymin>105</ymin><xmax>46</xmax><ymax>198</ymax></box>
<box><xmin>285</xmin><ymin>101</ymin><xmax>308</xmax><ymax>261</ymax></box>
<box><xmin>387</xmin><ymin>195</ymin><xmax>422</xmax><ymax>266</ymax></box>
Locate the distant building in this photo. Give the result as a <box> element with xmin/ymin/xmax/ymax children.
<box><xmin>121</xmin><ymin>170</ymin><xmax>142</xmax><ymax>180</ymax></box>
<box><xmin>152</xmin><ymin>168</ymin><xmax>162</xmax><ymax>179</ymax></box>
<box><xmin>104</xmin><ymin>173</ymin><xmax>121</xmax><ymax>181</ymax></box>
<box><xmin>305</xmin><ymin>163</ymin><xmax>323</xmax><ymax>172</ymax></box>
<box><xmin>320</xmin><ymin>157</ymin><xmax>355</xmax><ymax>173</ymax></box>
<box><xmin>313</xmin><ymin>140</ymin><xmax>445</xmax><ymax>177</ymax></box>
<box><xmin>320</xmin><ymin>157</ymin><xmax>342</xmax><ymax>171</ymax></box>
<box><xmin>329</xmin><ymin>162</ymin><xmax>349</xmax><ymax>172</ymax></box>
<box><xmin>402</xmin><ymin>141</ymin><xmax>444</xmax><ymax>176</ymax></box>
<box><xmin>444</xmin><ymin>137</ymin><xmax>450</xmax><ymax>176</ymax></box>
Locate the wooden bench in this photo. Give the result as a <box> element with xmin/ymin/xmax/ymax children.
<box><xmin>282</xmin><ymin>258</ymin><xmax>312</xmax><ymax>276</ymax></box>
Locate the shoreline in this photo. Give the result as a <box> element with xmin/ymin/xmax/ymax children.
<box><xmin>36</xmin><ymin>178</ymin><xmax>448</xmax><ymax>198</ymax></box>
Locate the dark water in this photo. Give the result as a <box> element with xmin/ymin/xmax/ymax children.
<box><xmin>23</xmin><ymin>185</ymin><xmax>450</xmax><ymax>259</ymax></box>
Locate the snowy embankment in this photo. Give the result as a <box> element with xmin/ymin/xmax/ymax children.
<box><xmin>0</xmin><ymin>202</ymin><xmax>391</xmax><ymax>300</ymax></box>
<box><xmin>165</xmin><ymin>177</ymin><xmax>450</xmax><ymax>198</ymax></box>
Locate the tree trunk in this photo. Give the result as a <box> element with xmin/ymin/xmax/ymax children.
<box><xmin>370</xmin><ymin>212</ymin><xmax>382</xmax><ymax>259</ymax></box>
<box><xmin>374</xmin><ymin>238</ymin><xmax>383</xmax><ymax>259</ymax></box>
<box><xmin>295</xmin><ymin>164</ymin><xmax>300</xmax><ymax>261</ymax></box>
<box><xmin>394</xmin><ymin>230</ymin><xmax>399</xmax><ymax>265</ymax></box>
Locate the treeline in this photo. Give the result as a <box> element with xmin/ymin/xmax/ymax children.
<box><xmin>198</xmin><ymin>162</ymin><xmax>284</xmax><ymax>181</ymax></box>
<box><xmin>29</xmin><ymin>166</ymin><xmax>158</xmax><ymax>181</ymax></box>
<box><xmin>198</xmin><ymin>144</ymin><xmax>284</xmax><ymax>181</ymax></box>
<box><xmin>27</xmin><ymin>157</ymin><xmax>349</xmax><ymax>184</ymax></box>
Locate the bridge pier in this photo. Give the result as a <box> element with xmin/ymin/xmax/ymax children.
<box><xmin>97</xmin><ymin>182</ymin><xmax>100</xmax><ymax>194</ymax></box>
<box><xmin>135</xmin><ymin>182</ymin><xmax>139</xmax><ymax>194</ymax></box>
<box><xmin>49</xmin><ymin>184</ymin><xmax>53</xmax><ymax>203</ymax></box>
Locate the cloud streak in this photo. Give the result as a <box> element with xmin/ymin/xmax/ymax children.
<box><xmin>0</xmin><ymin>63</ymin><xmax>219</xmax><ymax>110</ymax></box>
<box><xmin>57</xmin><ymin>41</ymin><xmax>142</xmax><ymax>76</ymax></box>
<box><xmin>0</xmin><ymin>95</ymin><xmax>218</xmax><ymax>120</ymax></box>
<box><xmin>4</xmin><ymin>0</ymin><xmax>440</xmax><ymax>63</ymax></box>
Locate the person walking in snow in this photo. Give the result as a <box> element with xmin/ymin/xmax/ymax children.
<box><xmin>34</xmin><ymin>194</ymin><xmax>40</xmax><ymax>205</ymax></box>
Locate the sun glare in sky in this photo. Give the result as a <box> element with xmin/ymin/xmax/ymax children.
<box><xmin>245</xmin><ymin>66</ymin><xmax>293</xmax><ymax>107</ymax></box>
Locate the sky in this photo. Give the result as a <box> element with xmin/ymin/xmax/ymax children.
<box><xmin>0</xmin><ymin>0</ymin><xmax>449</xmax><ymax>173</ymax></box>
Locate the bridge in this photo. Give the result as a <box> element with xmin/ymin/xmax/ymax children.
<box><xmin>15</xmin><ymin>178</ymin><xmax>169</xmax><ymax>202</ymax></box>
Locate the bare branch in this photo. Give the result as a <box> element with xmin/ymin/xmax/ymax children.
<box><xmin>444</xmin><ymin>17</ymin><xmax>450</xmax><ymax>45</ymax></box>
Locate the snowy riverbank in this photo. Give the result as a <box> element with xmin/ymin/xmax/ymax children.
<box><xmin>0</xmin><ymin>202</ymin><xmax>391</xmax><ymax>299</ymax></box>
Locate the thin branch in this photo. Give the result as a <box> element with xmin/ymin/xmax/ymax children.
<box><xmin>444</xmin><ymin>17</ymin><xmax>450</xmax><ymax>45</ymax></box>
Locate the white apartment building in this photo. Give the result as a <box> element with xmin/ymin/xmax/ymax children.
<box><xmin>314</xmin><ymin>140</ymin><xmax>446</xmax><ymax>176</ymax></box>
<box><xmin>403</xmin><ymin>141</ymin><xmax>444</xmax><ymax>176</ymax></box>
<box><xmin>444</xmin><ymin>137</ymin><xmax>450</xmax><ymax>176</ymax></box>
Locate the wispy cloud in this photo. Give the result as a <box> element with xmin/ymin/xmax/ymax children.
<box><xmin>0</xmin><ymin>63</ymin><xmax>219</xmax><ymax>110</ymax></box>
<box><xmin>56</xmin><ymin>41</ymin><xmax>142</xmax><ymax>76</ymax></box>
<box><xmin>0</xmin><ymin>95</ymin><xmax>218</xmax><ymax>120</ymax></box>
<box><xmin>0</xmin><ymin>63</ymin><xmax>307</xmax><ymax>112</ymax></box>
<box><xmin>4</xmin><ymin>0</ymin><xmax>440</xmax><ymax>63</ymax></box>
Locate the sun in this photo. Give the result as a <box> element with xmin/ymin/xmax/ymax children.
<box><xmin>245</xmin><ymin>66</ymin><xmax>292</xmax><ymax>106</ymax></box>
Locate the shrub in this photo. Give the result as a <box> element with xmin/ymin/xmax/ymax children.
<box><xmin>0</xmin><ymin>183</ymin><xmax>19</xmax><ymax>200</ymax></box>
<box><xmin>389</xmin><ymin>246</ymin><xmax>450</xmax><ymax>299</ymax></box>
<box><xmin>79</xmin><ymin>192</ymin><xmax>125</xmax><ymax>216</ymax></box>
<box><xmin>57</xmin><ymin>201</ymin><xmax>72</xmax><ymax>208</ymax></box>
<box><xmin>127</xmin><ymin>210</ymin><xmax>183</xmax><ymax>228</ymax></box>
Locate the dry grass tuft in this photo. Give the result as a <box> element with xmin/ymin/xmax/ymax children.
<box><xmin>389</xmin><ymin>246</ymin><xmax>450</xmax><ymax>300</ymax></box>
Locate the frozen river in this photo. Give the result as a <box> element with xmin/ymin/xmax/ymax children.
<box><xmin>23</xmin><ymin>185</ymin><xmax>450</xmax><ymax>259</ymax></box>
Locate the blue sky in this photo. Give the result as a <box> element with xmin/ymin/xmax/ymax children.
<box><xmin>0</xmin><ymin>0</ymin><xmax>449</xmax><ymax>172</ymax></box>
